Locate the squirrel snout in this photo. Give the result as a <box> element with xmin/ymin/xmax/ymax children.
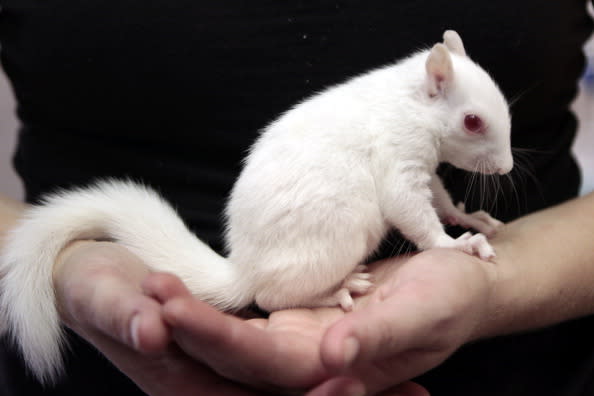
<box><xmin>498</xmin><ymin>159</ymin><xmax>514</xmax><ymax>175</ymax></box>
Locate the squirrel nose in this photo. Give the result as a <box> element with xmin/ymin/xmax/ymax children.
<box><xmin>498</xmin><ymin>164</ymin><xmax>513</xmax><ymax>175</ymax></box>
<box><xmin>497</xmin><ymin>155</ymin><xmax>514</xmax><ymax>175</ymax></box>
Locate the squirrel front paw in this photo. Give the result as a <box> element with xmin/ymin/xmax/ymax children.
<box><xmin>435</xmin><ymin>232</ymin><xmax>496</xmax><ymax>261</ymax></box>
<box><xmin>444</xmin><ymin>202</ymin><xmax>503</xmax><ymax>238</ymax></box>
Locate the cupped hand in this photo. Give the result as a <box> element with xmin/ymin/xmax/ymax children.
<box><xmin>53</xmin><ymin>239</ymin><xmax>425</xmax><ymax>396</ymax></box>
<box><xmin>147</xmin><ymin>248</ymin><xmax>494</xmax><ymax>396</ymax></box>
<box><xmin>53</xmin><ymin>240</ymin><xmax>273</xmax><ymax>396</ymax></box>
<box><xmin>307</xmin><ymin>248</ymin><xmax>497</xmax><ymax>396</ymax></box>
<box><xmin>146</xmin><ymin>272</ymin><xmax>429</xmax><ymax>396</ymax></box>
<box><xmin>143</xmin><ymin>272</ymin><xmax>344</xmax><ymax>394</ymax></box>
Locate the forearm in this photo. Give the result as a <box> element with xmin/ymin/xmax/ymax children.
<box><xmin>475</xmin><ymin>191</ymin><xmax>594</xmax><ymax>339</ymax></box>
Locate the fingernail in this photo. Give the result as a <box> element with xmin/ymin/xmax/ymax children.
<box><xmin>343</xmin><ymin>337</ymin><xmax>360</xmax><ymax>368</ymax></box>
<box><xmin>130</xmin><ymin>314</ymin><xmax>141</xmax><ymax>350</ymax></box>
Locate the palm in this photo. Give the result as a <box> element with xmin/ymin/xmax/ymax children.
<box><xmin>156</xmin><ymin>276</ymin><xmax>347</xmax><ymax>391</ymax></box>
<box><xmin>154</xmin><ymin>254</ymin><xmax>409</xmax><ymax>389</ymax></box>
<box><xmin>311</xmin><ymin>249</ymin><xmax>493</xmax><ymax>395</ymax></box>
<box><xmin>247</xmin><ymin>308</ymin><xmax>342</xmax><ymax>378</ymax></box>
<box><xmin>153</xmin><ymin>249</ymin><xmax>491</xmax><ymax>395</ymax></box>
<box><xmin>55</xmin><ymin>241</ymin><xmax>444</xmax><ymax>396</ymax></box>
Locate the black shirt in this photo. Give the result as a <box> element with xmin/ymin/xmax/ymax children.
<box><xmin>0</xmin><ymin>1</ymin><xmax>592</xmax><ymax>395</ymax></box>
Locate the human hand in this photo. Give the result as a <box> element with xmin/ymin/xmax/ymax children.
<box><xmin>147</xmin><ymin>249</ymin><xmax>492</xmax><ymax>396</ymax></box>
<box><xmin>305</xmin><ymin>248</ymin><xmax>496</xmax><ymax>396</ymax></box>
<box><xmin>53</xmin><ymin>240</ymin><xmax>426</xmax><ymax>396</ymax></box>
<box><xmin>144</xmin><ymin>271</ymin><xmax>342</xmax><ymax>394</ymax></box>
<box><xmin>53</xmin><ymin>240</ymin><xmax>273</xmax><ymax>396</ymax></box>
<box><xmin>146</xmin><ymin>272</ymin><xmax>433</xmax><ymax>396</ymax></box>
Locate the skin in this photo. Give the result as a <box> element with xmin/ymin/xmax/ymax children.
<box><xmin>53</xmin><ymin>241</ymin><xmax>278</xmax><ymax>396</ymax></box>
<box><xmin>147</xmin><ymin>249</ymin><xmax>489</xmax><ymax>396</ymax></box>
<box><xmin>310</xmin><ymin>191</ymin><xmax>594</xmax><ymax>395</ymax></box>
<box><xmin>53</xmin><ymin>240</ymin><xmax>427</xmax><ymax>396</ymax></box>
<box><xmin>1</xmin><ymin>191</ymin><xmax>594</xmax><ymax>395</ymax></box>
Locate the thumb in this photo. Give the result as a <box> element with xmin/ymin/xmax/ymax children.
<box><xmin>83</xmin><ymin>273</ymin><xmax>170</xmax><ymax>354</ymax></box>
<box><xmin>56</xmin><ymin>242</ymin><xmax>170</xmax><ymax>354</ymax></box>
<box><xmin>320</xmin><ymin>289</ymin><xmax>440</xmax><ymax>373</ymax></box>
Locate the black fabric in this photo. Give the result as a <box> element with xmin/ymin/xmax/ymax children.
<box><xmin>0</xmin><ymin>1</ymin><xmax>592</xmax><ymax>395</ymax></box>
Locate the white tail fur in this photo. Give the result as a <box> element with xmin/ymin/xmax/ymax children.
<box><xmin>0</xmin><ymin>180</ymin><xmax>250</xmax><ymax>384</ymax></box>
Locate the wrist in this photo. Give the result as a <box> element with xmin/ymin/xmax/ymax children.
<box><xmin>468</xmin><ymin>193</ymin><xmax>594</xmax><ymax>341</ymax></box>
<box><xmin>468</xmin><ymin>235</ymin><xmax>521</xmax><ymax>341</ymax></box>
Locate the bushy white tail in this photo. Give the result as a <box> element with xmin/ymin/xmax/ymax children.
<box><xmin>0</xmin><ymin>180</ymin><xmax>249</xmax><ymax>384</ymax></box>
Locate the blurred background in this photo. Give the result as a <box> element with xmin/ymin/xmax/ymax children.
<box><xmin>0</xmin><ymin>63</ymin><xmax>22</xmax><ymax>200</ymax></box>
<box><xmin>573</xmin><ymin>29</ymin><xmax>594</xmax><ymax>195</ymax></box>
<box><xmin>0</xmin><ymin>32</ymin><xmax>593</xmax><ymax>201</ymax></box>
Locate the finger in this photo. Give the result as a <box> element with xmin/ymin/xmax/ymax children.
<box><xmin>93</xmin><ymin>333</ymin><xmax>271</xmax><ymax>396</ymax></box>
<box><xmin>128</xmin><ymin>303</ymin><xmax>171</xmax><ymax>354</ymax></box>
<box><xmin>143</xmin><ymin>272</ymin><xmax>236</xmax><ymax>350</ymax></box>
<box><xmin>377</xmin><ymin>381</ymin><xmax>431</xmax><ymax>396</ymax></box>
<box><xmin>154</xmin><ymin>291</ymin><xmax>326</xmax><ymax>388</ymax></box>
<box><xmin>56</xmin><ymin>242</ymin><xmax>171</xmax><ymax>354</ymax></box>
<box><xmin>320</xmin><ymin>289</ymin><xmax>437</xmax><ymax>372</ymax></box>
<box><xmin>142</xmin><ymin>271</ymin><xmax>194</xmax><ymax>303</ymax></box>
<box><xmin>304</xmin><ymin>377</ymin><xmax>366</xmax><ymax>396</ymax></box>
<box><xmin>165</xmin><ymin>296</ymin><xmax>311</xmax><ymax>384</ymax></box>
<box><xmin>79</xmin><ymin>271</ymin><xmax>170</xmax><ymax>355</ymax></box>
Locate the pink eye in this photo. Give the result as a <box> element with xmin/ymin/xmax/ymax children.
<box><xmin>464</xmin><ymin>114</ymin><xmax>484</xmax><ymax>134</ymax></box>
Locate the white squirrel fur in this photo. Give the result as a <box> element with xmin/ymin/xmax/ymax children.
<box><xmin>0</xmin><ymin>30</ymin><xmax>512</xmax><ymax>384</ymax></box>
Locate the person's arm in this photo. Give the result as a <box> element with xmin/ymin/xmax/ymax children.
<box><xmin>476</xmin><ymin>190</ymin><xmax>594</xmax><ymax>338</ymax></box>
<box><xmin>130</xmin><ymin>191</ymin><xmax>594</xmax><ymax>396</ymax></box>
<box><xmin>303</xmin><ymin>191</ymin><xmax>594</xmax><ymax>396</ymax></box>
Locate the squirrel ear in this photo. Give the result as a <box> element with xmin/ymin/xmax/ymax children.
<box><xmin>426</xmin><ymin>43</ymin><xmax>453</xmax><ymax>97</ymax></box>
<box><xmin>443</xmin><ymin>30</ymin><xmax>466</xmax><ymax>56</ymax></box>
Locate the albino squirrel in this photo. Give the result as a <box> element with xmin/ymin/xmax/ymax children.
<box><xmin>0</xmin><ymin>30</ymin><xmax>512</xmax><ymax>384</ymax></box>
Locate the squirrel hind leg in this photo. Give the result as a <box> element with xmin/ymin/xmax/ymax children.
<box><xmin>323</xmin><ymin>265</ymin><xmax>374</xmax><ymax>311</ymax></box>
<box><xmin>256</xmin><ymin>264</ymin><xmax>374</xmax><ymax>312</ymax></box>
<box><xmin>307</xmin><ymin>267</ymin><xmax>374</xmax><ymax>311</ymax></box>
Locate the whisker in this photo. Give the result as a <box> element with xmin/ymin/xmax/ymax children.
<box><xmin>505</xmin><ymin>172</ymin><xmax>522</xmax><ymax>216</ymax></box>
<box><xmin>378</xmin><ymin>232</ymin><xmax>414</xmax><ymax>260</ymax></box>
<box><xmin>464</xmin><ymin>168</ymin><xmax>477</xmax><ymax>206</ymax></box>
<box><xmin>514</xmin><ymin>153</ymin><xmax>544</xmax><ymax>204</ymax></box>
<box><xmin>508</xmin><ymin>83</ymin><xmax>540</xmax><ymax>110</ymax></box>
<box><xmin>486</xmin><ymin>173</ymin><xmax>496</xmax><ymax>214</ymax></box>
<box><xmin>480</xmin><ymin>161</ymin><xmax>486</xmax><ymax>210</ymax></box>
